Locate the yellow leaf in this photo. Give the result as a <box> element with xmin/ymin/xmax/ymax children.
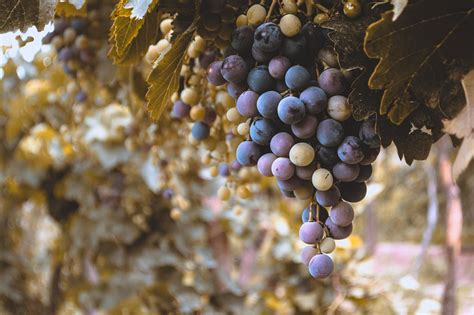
<box><xmin>55</xmin><ymin>2</ymin><xmax>87</xmax><ymax>17</ymax></box>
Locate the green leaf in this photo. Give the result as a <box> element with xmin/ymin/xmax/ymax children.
<box><xmin>145</xmin><ymin>19</ymin><xmax>198</xmax><ymax>121</ymax></box>
<box><xmin>365</xmin><ymin>0</ymin><xmax>474</xmax><ymax>124</ymax></box>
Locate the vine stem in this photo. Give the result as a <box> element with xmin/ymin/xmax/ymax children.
<box><xmin>315</xmin><ymin>3</ymin><xmax>329</xmax><ymax>13</ymax></box>
<box><xmin>265</xmin><ymin>0</ymin><xmax>278</xmax><ymax>21</ymax></box>
<box><xmin>305</xmin><ymin>0</ymin><xmax>313</xmax><ymax>17</ymax></box>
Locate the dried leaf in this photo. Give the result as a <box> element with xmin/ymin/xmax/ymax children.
<box><xmin>365</xmin><ymin>0</ymin><xmax>473</xmax><ymax>124</ymax></box>
<box><xmin>55</xmin><ymin>2</ymin><xmax>87</xmax><ymax>17</ymax></box>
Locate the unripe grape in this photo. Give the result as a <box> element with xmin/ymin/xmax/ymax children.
<box><xmin>210</xmin><ymin>166</ymin><xmax>219</xmax><ymax>177</ymax></box>
<box><xmin>193</xmin><ymin>36</ymin><xmax>206</xmax><ymax>51</ymax></box>
<box><xmin>226</xmin><ymin>107</ymin><xmax>241</xmax><ymax>122</ymax></box>
<box><xmin>216</xmin><ymin>90</ymin><xmax>235</xmax><ymax>107</ymax></box>
<box><xmin>202</xmin><ymin>153</ymin><xmax>212</xmax><ymax>164</ymax></box>
<box><xmin>247</xmin><ymin>4</ymin><xmax>266</xmax><ymax>27</ymax></box>
<box><xmin>327</xmin><ymin>95</ymin><xmax>351</xmax><ymax>121</ymax></box>
<box><xmin>188</xmin><ymin>42</ymin><xmax>201</xmax><ymax>58</ymax></box>
<box><xmin>313</xmin><ymin>13</ymin><xmax>329</xmax><ymax>24</ymax></box>
<box><xmin>75</xmin><ymin>34</ymin><xmax>88</xmax><ymax>49</ymax></box>
<box><xmin>63</xmin><ymin>27</ymin><xmax>77</xmax><ymax>44</ymax></box>
<box><xmin>281</xmin><ymin>0</ymin><xmax>298</xmax><ymax>14</ymax></box>
<box><xmin>320</xmin><ymin>237</ymin><xmax>336</xmax><ymax>254</ymax></box>
<box><xmin>160</xmin><ymin>18</ymin><xmax>173</xmax><ymax>35</ymax></box>
<box><xmin>289</xmin><ymin>143</ymin><xmax>315</xmax><ymax>167</ymax></box>
<box><xmin>51</xmin><ymin>36</ymin><xmax>64</xmax><ymax>49</ymax></box>
<box><xmin>236</xmin><ymin>14</ymin><xmax>248</xmax><ymax>27</ymax></box>
<box><xmin>170</xmin><ymin>208</ymin><xmax>182</xmax><ymax>220</ymax></box>
<box><xmin>156</xmin><ymin>39</ymin><xmax>170</xmax><ymax>54</ymax></box>
<box><xmin>344</xmin><ymin>0</ymin><xmax>362</xmax><ymax>18</ymax></box>
<box><xmin>237</xmin><ymin>186</ymin><xmax>252</xmax><ymax>199</ymax></box>
<box><xmin>312</xmin><ymin>168</ymin><xmax>333</xmax><ymax>191</ymax></box>
<box><xmin>188</xmin><ymin>133</ymin><xmax>199</xmax><ymax>145</ymax></box>
<box><xmin>279</xmin><ymin>14</ymin><xmax>301</xmax><ymax>37</ymax></box>
<box><xmin>190</xmin><ymin>106</ymin><xmax>206</xmax><ymax>121</ymax></box>
<box><xmin>237</xmin><ymin>122</ymin><xmax>250</xmax><ymax>135</ymax></box>
<box><xmin>218</xmin><ymin>186</ymin><xmax>231</xmax><ymax>200</ymax></box>
<box><xmin>181</xmin><ymin>87</ymin><xmax>200</xmax><ymax>105</ymax></box>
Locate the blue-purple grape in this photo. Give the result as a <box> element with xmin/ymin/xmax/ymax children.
<box><xmin>285</xmin><ymin>65</ymin><xmax>311</xmax><ymax>91</ymax></box>
<box><xmin>257</xmin><ymin>90</ymin><xmax>281</xmax><ymax>119</ymax></box>
<box><xmin>271</xmin><ymin>157</ymin><xmax>295</xmax><ymax>180</ymax></box>
<box><xmin>257</xmin><ymin>153</ymin><xmax>277</xmax><ymax>176</ymax></box>
<box><xmin>253</xmin><ymin>22</ymin><xmax>283</xmax><ymax>52</ymax></box>
<box><xmin>221</xmin><ymin>55</ymin><xmax>248</xmax><ymax>83</ymax></box>
<box><xmin>338</xmin><ymin>181</ymin><xmax>367</xmax><ymax>202</ymax></box>
<box><xmin>332</xmin><ymin>162</ymin><xmax>359</xmax><ymax>182</ymax></box>
<box><xmin>355</xmin><ymin>164</ymin><xmax>372</xmax><ymax>182</ymax></box>
<box><xmin>295</xmin><ymin>159</ymin><xmax>318</xmax><ymax>180</ymax></box>
<box><xmin>236</xmin><ymin>90</ymin><xmax>259</xmax><ymax>117</ymax></box>
<box><xmin>301</xmin><ymin>246</ymin><xmax>318</xmax><ymax>266</ymax></box>
<box><xmin>299</xmin><ymin>86</ymin><xmax>327</xmax><ymax>115</ymax></box>
<box><xmin>219</xmin><ymin>163</ymin><xmax>230</xmax><ymax>177</ymax></box>
<box><xmin>250</xmin><ymin>118</ymin><xmax>277</xmax><ymax>145</ymax></box>
<box><xmin>318</xmin><ymin>68</ymin><xmax>345</xmax><ymax>96</ymax></box>
<box><xmin>359</xmin><ymin>119</ymin><xmax>380</xmax><ymax>148</ymax></box>
<box><xmin>316</xmin><ymin>145</ymin><xmax>339</xmax><ymax>167</ymax></box>
<box><xmin>325</xmin><ymin>217</ymin><xmax>353</xmax><ymax>240</ymax></box>
<box><xmin>337</xmin><ymin>136</ymin><xmax>365</xmax><ymax>164</ymax></box>
<box><xmin>270</xmin><ymin>132</ymin><xmax>295</xmax><ymax>157</ymax></box>
<box><xmin>247</xmin><ymin>65</ymin><xmax>275</xmax><ymax>93</ymax></box>
<box><xmin>268</xmin><ymin>56</ymin><xmax>291</xmax><ymax>80</ymax></box>
<box><xmin>236</xmin><ymin>141</ymin><xmax>262</xmax><ymax>166</ymax></box>
<box><xmin>291</xmin><ymin>115</ymin><xmax>318</xmax><ymax>139</ymax></box>
<box><xmin>301</xmin><ymin>205</ymin><xmax>329</xmax><ymax>223</ymax></box>
<box><xmin>281</xmin><ymin>34</ymin><xmax>307</xmax><ymax>62</ymax></box>
<box><xmin>207</xmin><ymin>61</ymin><xmax>226</xmax><ymax>85</ymax></box>
<box><xmin>329</xmin><ymin>201</ymin><xmax>354</xmax><ymax>227</ymax></box>
<box><xmin>227</xmin><ymin>82</ymin><xmax>247</xmax><ymax>99</ymax></box>
<box><xmin>308</xmin><ymin>254</ymin><xmax>334</xmax><ymax>279</ymax></box>
<box><xmin>171</xmin><ymin>100</ymin><xmax>191</xmax><ymax>119</ymax></box>
<box><xmin>299</xmin><ymin>221</ymin><xmax>324</xmax><ymax>244</ymax></box>
<box><xmin>277</xmin><ymin>96</ymin><xmax>306</xmax><ymax>124</ymax></box>
<box><xmin>315</xmin><ymin>186</ymin><xmax>341</xmax><ymax>207</ymax></box>
<box><xmin>277</xmin><ymin>175</ymin><xmax>305</xmax><ymax>191</ymax></box>
<box><xmin>316</xmin><ymin>119</ymin><xmax>344</xmax><ymax>147</ymax></box>
<box><xmin>231</xmin><ymin>26</ymin><xmax>254</xmax><ymax>55</ymax></box>
<box><xmin>191</xmin><ymin>122</ymin><xmax>210</xmax><ymax>140</ymax></box>
<box><xmin>360</xmin><ymin>146</ymin><xmax>380</xmax><ymax>165</ymax></box>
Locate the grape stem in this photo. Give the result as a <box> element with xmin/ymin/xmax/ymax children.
<box><xmin>305</xmin><ymin>0</ymin><xmax>313</xmax><ymax>17</ymax></box>
<box><xmin>265</xmin><ymin>0</ymin><xmax>278</xmax><ymax>21</ymax></box>
<box><xmin>315</xmin><ymin>3</ymin><xmax>329</xmax><ymax>13</ymax></box>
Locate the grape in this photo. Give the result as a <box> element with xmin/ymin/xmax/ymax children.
<box><xmin>247</xmin><ymin>65</ymin><xmax>275</xmax><ymax>93</ymax></box>
<box><xmin>204</xmin><ymin>107</ymin><xmax>217</xmax><ymax>125</ymax></box>
<box><xmin>291</xmin><ymin>115</ymin><xmax>318</xmax><ymax>139</ymax></box>
<box><xmin>320</xmin><ymin>237</ymin><xmax>336</xmax><ymax>254</ymax></box>
<box><xmin>253</xmin><ymin>22</ymin><xmax>283</xmax><ymax>52</ymax></box>
<box><xmin>221</xmin><ymin>55</ymin><xmax>248</xmax><ymax>84</ymax></box>
<box><xmin>231</xmin><ymin>26</ymin><xmax>254</xmax><ymax>55</ymax></box>
<box><xmin>271</xmin><ymin>157</ymin><xmax>295</xmax><ymax>180</ymax></box>
<box><xmin>257</xmin><ymin>91</ymin><xmax>282</xmax><ymax>119</ymax></box>
<box><xmin>301</xmin><ymin>22</ymin><xmax>325</xmax><ymax>55</ymax></box>
<box><xmin>360</xmin><ymin>146</ymin><xmax>380</xmax><ymax>165</ymax></box>
<box><xmin>299</xmin><ymin>87</ymin><xmax>327</xmax><ymax>115</ymax></box>
<box><xmin>226</xmin><ymin>107</ymin><xmax>241</xmax><ymax>122</ymax></box>
<box><xmin>75</xmin><ymin>90</ymin><xmax>87</xmax><ymax>103</ymax></box>
<box><xmin>230</xmin><ymin>160</ymin><xmax>242</xmax><ymax>172</ymax></box>
<box><xmin>301</xmin><ymin>246</ymin><xmax>318</xmax><ymax>266</ymax></box>
<box><xmin>281</xmin><ymin>189</ymin><xmax>295</xmax><ymax>198</ymax></box>
<box><xmin>327</xmin><ymin>95</ymin><xmax>351</xmax><ymax>121</ymax></box>
<box><xmin>312</xmin><ymin>168</ymin><xmax>333</xmax><ymax>191</ymax></box>
<box><xmin>171</xmin><ymin>100</ymin><xmax>191</xmax><ymax>119</ymax></box>
<box><xmin>268</xmin><ymin>56</ymin><xmax>291</xmax><ymax>80</ymax></box>
<box><xmin>294</xmin><ymin>185</ymin><xmax>315</xmax><ymax>200</ymax></box>
<box><xmin>202</xmin><ymin>13</ymin><xmax>222</xmax><ymax>32</ymax></box>
<box><xmin>318</xmin><ymin>68</ymin><xmax>346</xmax><ymax>96</ymax></box>
<box><xmin>277</xmin><ymin>96</ymin><xmax>306</xmax><ymax>124</ymax></box>
<box><xmin>332</xmin><ymin>162</ymin><xmax>359</xmax><ymax>182</ymax></box>
<box><xmin>70</xmin><ymin>18</ymin><xmax>88</xmax><ymax>32</ymax></box>
<box><xmin>338</xmin><ymin>181</ymin><xmax>367</xmax><ymax>202</ymax></box>
<box><xmin>199</xmin><ymin>50</ymin><xmax>217</xmax><ymax>69</ymax></box>
<box><xmin>299</xmin><ymin>222</ymin><xmax>324</xmax><ymax>244</ymax></box>
<box><xmin>325</xmin><ymin>218</ymin><xmax>353</xmax><ymax>240</ymax></box>
<box><xmin>359</xmin><ymin>119</ymin><xmax>380</xmax><ymax>148</ymax></box>
<box><xmin>277</xmin><ymin>175</ymin><xmax>304</xmax><ymax>190</ymax></box>
<box><xmin>355</xmin><ymin>164</ymin><xmax>372</xmax><ymax>182</ymax></box>
<box><xmin>308</xmin><ymin>254</ymin><xmax>334</xmax><ymax>279</ymax></box>
<box><xmin>302</xmin><ymin>205</ymin><xmax>329</xmax><ymax>223</ymax></box>
<box><xmin>257</xmin><ymin>153</ymin><xmax>277</xmax><ymax>176</ymax></box>
<box><xmin>295</xmin><ymin>160</ymin><xmax>317</xmax><ymax>180</ymax></box>
<box><xmin>316</xmin><ymin>145</ymin><xmax>339</xmax><ymax>167</ymax></box>
<box><xmin>236</xmin><ymin>141</ymin><xmax>262</xmax><ymax>166</ymax></box>
<box><xmin>236</xmin><ymin>90</ymin><xmax>259</xmax><ymax>117</ymax></box>
<box><xmin>285</xmin><ymin>65</ymin><xmax>311</xmax><ymax>91</ymax></box>
<box><xmin>337</xmin><ymin>136</ymin><xmax>365</xmax><ymax>164</ymax></box>
<box><xmin>191</xmin><ymin>122</ymin><xmax>210</xmax><ymax>140</ymax></box>
<box><xmin>279</xmin><ymin>14</ymin><xmax>301</xmax><ymax>37</ymax></box>
<box><xmin>58</xmin><ymin>47</ymin><xmax>75</xmax><ymax>62</ymax></box>
<box><xmin>247</xmin><ymin>4</ymin><xmax>266</xmax><ymax>26</ymax></box>
<box><xmin>344</xmin><ymin>0</ymin><xmax>362</xmax><ymax>18</ymax></box>
<box><xmin>282</xmin><ymin>0</ymin><xmax>298</xmax><ymax>14</ymax></box>
<box><xmin>281</xmin><ymin>34</ymin><xmax>307</xmax><ymax>62</ymax></box>
<box><xmin>250</xmin><ymin>118</ymin><xmax>277</xmax><ymax>145</ymax></box>
<box><xmin>275</xmin><ymin>80</ymin><xmax>288</xmax><ymax>93</ymax></box>
<box><xmin>227</xmin><ymin>82</ymin><xmax>247</xmax><ymax>100</ymax></box>
<box><xmin>330</xmin><ymin>201</ymin><xmax>354</xmax><ymax>227</ymax></box>
<box><xmin>219</xmin><ymin>163</ymin><xmax>230</xmax><ymax>177</ymax></box>
<box><xmin>270</xmin><ymin>132</ymin><xmax>295</xmax><ymax>157</ymax></box>
<box><xmin>315</xmin><ymin>186</ymin><xmax>341</xmax><ymax>207</ymax></box>
<box><xmin>181</xmin><ymin>88</ymin><xmax>200</xmax><ymax>105</ymax></box>
<box><xmin>207</xmin><ymin>61</ymin><xmax>226</xmax><ymax>86</ymax></box>
<box><xmin>316</xmin><ymin>119</ymin><xmax>344</xmax><ymax>147</ymax></box>
<box><xmin>251</xmin><ymin>45</ymin><xmax>276</xmax><ymax>63</ymax></box>
<box><xmin>289</xmin><ymin>143</ymin><xmax>315</xmax><ymax>167</ymax></box>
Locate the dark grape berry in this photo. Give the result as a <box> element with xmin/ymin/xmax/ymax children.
<box><xmin>207</xmin><ymin>61</ymin><xmax>226</xmax><ymax>86</ymax></box>
<box><xmin>302</xmin><ymin>205</ymin><xmax>329</xmax><ymax>223</ymax></box>
<box><xmin>316</xmin><ymin>119</ymin><xmax>344</xmax><ymax>147</ymax></box>
<box><xmin>277</xmin><ymin>96</ymin><xmax>306</xmax><ymax>124</ymax></box>
<box><xmin>316</xmin><ymin>145</ymin><xmax>339</xmax><ymax>167</ymax></box>
<box><xmin>250</xmin><ymin>118</ymin><xmax>278</xmax><ymax>145</ymax></box>
<box><xmin>257</xmin><ymin>91</ymin><xmax>282</xmax><ymax>119</ymax></box>
<box><xmin>281</xmin><ymin>34</ymin><xmax>307</xmax><ymax>62</ymax></box>
<box><xmin>268</xmin><ymin>56</ymin><xmax>291</xmax><ymax>80</ymax></box>
<box><xmin>253</xmin><ymin>22</ymin><xmax>283</xmax><ymax>52</ymax></box>
<box><xmin>318</xmin><ymin>68</ymin><xmax>345</xmax><ymax>96</ymax></box>
<box><xmin>359</xmin><ymin>119</ymin><xmax>380</xmax><ymax>148</ymax></box>
<box><xmin>332</xmin><ymin>162</ymin><xmax>359</xmax><ymax>182</ymax></box>
<box><xmin>308</xmin><ymin>254</ymin><xmax>333</xmax><ymax>279</ymax></box>
<box><xmin>315</xmin><ymin>186</ymin><xmax>341</xmax><ymax>207</ymax></box>
<box><xmin>285</xmin><ymin>65</ymin><xmax>311</xmax><ymax>91</ymax></box>
<box><xmin>227</xmin><ymin>82</ymin><xmax>247</xmax><ymax>99</ymax></box>
<box><xmin>247</xmin><ymin>65</ymin><xmax>275</xmax><ymax>93</ymax></box>
<box><xmin>251</xmin><ymin>45</ymin><xmax>276</xmax><ymax>63</ymax></box>
<box><xmin>191</xmin><ymin>122</ymin><xmax>210</xmax><ymax>140</ymax></box>
<box><xmin>338</xmin><ymin>181</ymin><xmax>367</xmax><ymax>202</ymax></box>
<box><xmin>329</xmin><ymin>201</ymin><xmax>354</xmax><ymax>227</ymax></box>
<box><xmin>355</xmin><ymin>164</ymin><xmax>372</xmax><ymax>182</ymax></box>
<box><xmin>236</xmin><ymin>141</ymin><xmax>262</xmax><ymax>166</ymax></box>
<box><xmin>171</xmin><ymin>100</ymin><xmax>191</xmax><ymax>119</ymax></box>
<box><xmin>337</xmin><ymin>136</ymin><xmax>365</xmax><ymax>164</ymax></box>
<box><xmin>291</xmin><ymin>115</ymin><xmax>318</xmax><ymax>139</ymax></box>
<box><xmin>300</xmin><ymin>87</ymin><xmax>327</xmax><ymax>114</ymax></box>
<box><xmin>325</xmin><ymin>218</ymin><xmax>353</xmax><ymax>240</ymax></box>
<box><xmin>221</xmin><ymin>55</ymin><xmax>248</xmax><ymax>83</ymax></box>
<box><xmin>236</xmin><ymin>90</ymin><xmax>259</xmax><ymax>117</ymax></box>
<box><xmin>231</xmin><ymin>26</ymin><xmax>254</xmax><ymax>55</ymax></box>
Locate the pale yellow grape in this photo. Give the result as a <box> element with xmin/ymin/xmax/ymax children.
<box><xmin>156</xmin><ymin>39</ymin><xmax>170</xmax><ymax>54</ymax></box>
<box><xmin>210</xmin><ymin>166</ymin><xmax>219</xmax><ymax>177</ymax></box>
<box><xmin>279</xmin><ymin>14</ymin><xmax>301</xmax><ymax>37</ymax></box>
<box><xmin>193</xmin><ymin>35</ymin><xmax>206</xmax><ymax>51</ymax></box>
<box><xmin>247</xmin><ymin>4</ymin><xmax>266</xmax><ymax>26</ymax></box>
<box><xmin>63</xmin><ymin>27</ymin><xmax>77</xmax><ymax>44</ymax></box>
<box><xmin>236</xmin><ymin>14</ymin><xmax>248</xmax><ymax>27</ymax></box>
<box><xmin>216</xmin><ymin>91</ymin><xmax>235</xmax><ymax>107</ymax></box>
<box><xmin>281</xmin><ymin>0</ymin><xmax>298</xmax><ymax>14</ymax></box>
<box><xmin>294</xmin><ymin>186</ymin><xmax>314</xmax><ymax>200</ymax></box>
<box><xmin>237</xmin><ymin>122</ymin><xmax>250</xmax><ymax>136</ymax></box>
<box><xmin>289</xmin><ymin>143</ymin><xmax>315</xmax><ymax>167</ymax></box>
<box><xmin>170</xmin><ymin>208</ymin><xmax>182</xmax><ymax>220</ymax></box>
<box><xmin>171</xmin><ymin>92</ymin><xmax>179</xmax><ymax>102</ymax></box>
<box><xmin>160</xmin><ymin>18</ymin><xmax>173</xmax><ymax>35</ymax></box>
<box><xmin>312</xmin><ymin>168</ymin><xmax>333</xmax><ymax>191</ymax></box>
<box><xmin>75</xmin><ymin>35</ymin><xmax>88</xmax><ymax>49</ymax></box>
<box><xmin>320</xmin><ymin>237</ymin><xmax>336</xmax><ymax>254</ymax></box>
<box><xmin>145</xmin><ymin>45</ymin><xmax>160</xmax><ymax>63</ymax></box>
<box><xmin>327</xmin><ymin>95</ymin><xmax>351</xmax><ymax>121</ymax></box>
<box><xmin>187</xmin><ymin>42</ymin><xmax>200</xmax><ymax>58</ymax></box>
<box><xmin>218</xmin><ymin>186</ymin><xmax>231</xmax><ymax>200</ymax></box>
<box><xmin>314</xmin><ymin>13</ymin><xmax>329</xmax><ymax>24</ymax></box>
<box><xmin>202</xmin><ymin>153</ymin><xmax>212</xmax><ymax>164</ymax></box>
<box><xmin>237</xmin><ymin>186</ymin><xmax>252</xmax><ymax>199</ymax></box>
<box><xmin>190</xmin><ymin>106</ymin><xmax>206</xmax><ymax>121</ymax></box>
<box><xmin>51</xmin><ymin>36</ymin><xmax>64</xmax><ymax>50</ymax></box>
<box><xmin>226</xmin><ymin>107</ymin><xmax>241</xmax><ymax>122</ymax></box>
<box><xmin>181</xmin><ymin>87</ymin><xmax>200</xmax><ymax>105</ymax></box>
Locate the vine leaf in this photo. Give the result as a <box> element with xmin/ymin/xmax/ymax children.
<box><xmin>443</xmin><ymin>70</ymin><xmax>474</xmax><ymax>180</ymax></box>
<box><xmin>56</xmin><ymin>2</ymin><xmax>87</xmax><ymax>17</ymax></box>
<box><xmin>365</xmin><ymin>0</ymin><xmax>474</xmax><ymax>124</ymax></box>
<box><xmin>146</xmin><ymin>19</ymin><xmax>198</xmax><ymax>121</ymax></box>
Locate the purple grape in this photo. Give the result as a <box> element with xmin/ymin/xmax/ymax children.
<box><xmin>257</xmin><ymin>91</ymin><xmax>282</xmax><ymax>119</ymax></box>
<box><xmin>355</xmin><ymin>164</ymin><xmax>372</xmax><ymax>182</ymax></box>
<box><xmin>308</xmin><ymin>254</ymin><xmax>334</xmax><ymax>279</ymax></box>
<box><xmin>300</xmin><ymin>86</ymin><xmax>327</xmax><ymax>114</ymax></box>
<box><xmin>257</xmin><ymin>153</ymin><xmax>277</xmax><ymax>177</ymax></box>
<box><xmin>227</xmin><ymin>82</ymin><xmax>247</xmax><ymax>99</ymax></box>
<box><xmin>270</xmin><ymin>132</ymin><xmax>295</xmax><ymax>157</ymax></box>
<box><xmin>207</xmin><ymin>61</ymin><xmax>226</xmax><ymax>86</ymax></box>
<box><xmin>338</xmin><ymin>181</ymin><xmax>367</xmax><ymax>202</ymax></box>
<box><xmin>203</xmin><ymin>107</ymin><xmax>217</xmax><ymax>125</ymax></box>
<box><xmin>254</xmin><ymin>22</ymin><xmax>283</xmax><ymax>52</ymax></box>
<box><xmin>75</xmin><ymin>90</ymin><xmax>87</xmax><ymax>103</ymax></box>
<box><xmin>191</xmin><ymin>122</ymin><xmax>210</xmax><ymax>140</ymax></box>
<box><xmin>277</xmin><ymin>96</ymin><xmax>306</xmax><ymax>124</ymax></box>
<box><xmin>271</xmin><ymin>157</ymin><xmax>295</xmax><ymax>180</ymax></box>
<box><xmin>302</xmin><ymin>205</ymin><xmax>329</xmax><ymax>223</ymax></box>
<box><xmin>268</xmin><ymin>56</ymin><xmax>291</xmax><ymax>80</ymax></box>
<box><xmin>318</xmin><ymin>68</ymin><xmax>346</xmax><ymax>96</ymax></box>
<box><xmin>277</xmin><ymin>175</ymin><xmax>305</xmax><ymax>190</ymax></box>
<box><xmin>219</xmin><ymin>163</ymin><xmax>230</xmax><ymax>177</ymax></box>
<box><xmin>236</xmin><ymin>141</ymin><xmax>262</xmax><ymax>166</ymax></box>
<box><xmin>281</xmin><ymin>34</ymin><xmax>308</xmax><ymax>62</ymax></box>
<box><xmin>247</xmin><ymin>65</ymin><xmax>275</xmax><ymax>93</ymax></box>
<box><xmin>285</xmin><ymin>65</ymin><xmax>311</xmax><ymax>91</ymax></box>
<box><xmin>291</xmin><ymin>115</ymin><xmax>318</xmax><ymax>139</ymax></box>
<box><xmin>301</xmin><ymin>22</ymin><xmax>324</xmax><ymax>55</ymax></box>
<box><xmin>171</xmin><ymin>100</ymin><xmax>191</xmax><ymax>119</ymax></box>
<box><xmin>250</xmin><ymin>118</ymin><xmax>277</xmax><ymax>145</ymax></box>
<box><xmin>359</xmin><ymin>119</ymin><xmax>380</xmax><ymax>148</ymax></box>
<box><xmin>301</xmin><ymin>246</ymin><xmax>318</xmax><ymax>266</ymax></box>
<box><xmin>58</xmin><ymin>47</ymin><xmax>75</xmax><ymax>61</ymax></box>
<box><xmin>236</xmin><ymin>90</ymin><xmax>259</xmax><ymax>117</ymax></box>
<box><xmin>299</xmin><ymin>221</ymin><xmax>324</xmax><ymax>244</ymax></box>
<box><xmin>325</xmin><ymin>218</ymin><xmax>353</xmax><ymax>240</ymax></box>
<box><xmin>337</xmin><ymin>136</ymin><xmax>365</xmax><ymax>164</ymax></box>
<box><xmin>316</xmin><ymin>119</ymin><xmax>344</xmax><ymax>147</ymax></box>
<box><xmin>360</xmin><ymin>146</ymin><xmax>380</xmax><ymax>165</ymax></box>
<box><xmin>296</xmin><ymin>159</ymin><xmax>318</xmax><ymax>180</ymax></box>
<box><xmin>199</xmin><ymin>50</ymin><xmax>217</xmax><ymax>69</ymax></box>
<box><xmin>316</xmin><ymin>145</ymin><xmax>339</xmax><ymax>167</ymax></box>
<box><xmin>315</xmin><ymin>186</ymin><xmax>341</xmax><ymax>207</ymax></box>
<box><xmin>221</xmin><ymin>55</ymin><xmax>248</xmax><ymax>83</ymax></box>
<box><xmin>79</xmin><ymin>49</ymin><xmax>95</xmax><ymax>65</ymax></box>
<box><xmin>332</xmin><ymin>162</ymin><xmax>359</xmax><ymax>182</ymax></box>
<box><xmin>330</xmin><ymin>201</ymin><xmax>354</xmax><ymax>227</ymax></box>
<box><xmin>251</xmin><ymin>45</ymin><xmax>276</xmax><ymax>63</ymax></box>
<box><xmin>230</xmin><ymin>160</ymin><xmax>242</xmax><ymax>172</ymax></box>
<box><xmin>231</xmin><ymin>26</ymin><xmax>254</xmax><ymax>55</ymax></box>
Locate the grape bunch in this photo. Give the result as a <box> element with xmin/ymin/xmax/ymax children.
<box><xmin>204</xmin><ymin>7</ymin><xmax>380</xmax><ymax>278</ymax></box>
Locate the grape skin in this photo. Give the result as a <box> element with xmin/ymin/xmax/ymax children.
<box><xmin>231</xmin><ymin>26</ymin><xmax>254</xmax><ymax>55</ymax></box>
<box><xmin>301</xmin><ymin>206</ymin><xmax>329</xmax><ymax>223</ymax></box>
<box><xmin>316</xmin><ymin>145</ymin><xmax>339</xmax><ymax>167</ymax></box>
<box><xmin>247</xmin><ymin>65</ymin><xmax>275</xmax><ymax>93</ymax></box>
<box><xmin>236</xmin><ymin>141</ymin><xmax>262</xmax><ymax>166</ymax></box>
<box><xmin>359</xmin><ymin>119</ymin><xmax>381</xmax><ymax>148</ymax></box>
<box><xmin>337</xmin><ymin>136</ymin><xmax>365</xmax><ymax>164</ymax></box>
<box><xmin>291</xmin><ymin>115</ymin><xmax>318</xmax><ymax>139</ymax></box>
<box><xmin>271</xmin><ymin>157</ymin><xmax>295</xmax><ymax>180</ymax></box>
<box><xmin>268</xmin><ymin>56</ymin><xmax>291</xmax><ymax>80</ymax></box>
<box><xmin>338</xmin><ymin>181</ymin><xmax>367</xmax><ymax>203</ymax></box>
<box><xmin>318</xmin><ymin>68</ymin><xmax>346</xmax><ymax>96</ymax></box>
<box><xmin>257</xmin><ymin>91</ymin><xmax>282</xmax><ymax>119</ymax></box>
<box><xmin>285</xmin><ymin>65</ymin><xmax>311</xmax><ymax>91</ymax></box>
<box><xmin>251</xmin><ymin>45</ymin><xmax>276</xmax><ymax>63</ymax></box>
<box><xmin>236</xmin><ymin>90</ymin><xmax>259</xmax><ymax>117</ymax></box>
<box><xmin>250</xmin><ymin>118</ymin><xmax>277</xmax><ymax>145</ymax></box>
<box><xmin>253</xmin><ymin>22</ymin><xmax>283</xmax><ymax>52</ymax></box>
<box><xmin>295</xmin><ymin>160</ymin><xmax>318</xmax><ymax>180</ymax></box>
<box><xmin>325</xmin><ymin>218</ymin><xmax>353</xmax><ymax>240</ymax></box>
<box><xmin>221</xmin><ymin>55</ymin><xmax>248</xmax><ymax>84</ymax></box>
<box><xmin>300</xmin><ymin>86</ymin><xmax>327</xmax><ymax>114</ymax></box>
<box><xmin>277</xmin><ymin>96</ymin><xmax>306</xmax><ymax>124</ymax></box>
<box><xmin>355</xmin><ymin>164</ymin><xmax>372</xmax><ymax>182</ymax></box>
<box><xmin>332</xmin><ymin>162</ymin><xmax>359</xmax><ymax>182</ymax></box>
<box><xmin>308</xmin><ymin>254</ymin><xmax>334</xmax><ymax>279</ymax></box>
<box><xmin>329</xmin><ymin>201</ymin><xmax>354</xmax><ymax>227</ymax></box>
<box><xmin>191</xmin><ymin>122</ymin><xmax>210</xmax><ymax>140</ymax></box>
<box><xmin>315</xmin><ymin>186</ymin><xmax>341</xmax><ymax>207</ymax></box>
<box><xmin>257</xmin><ymin>153</ymin><xmax>277</xmax><ymax>177</ymax></box>
<box><xmin>207</xmin><ymin>61</ymin><xmax>226</xmax><ymax>86</ymax></box>
<box><xmin>301</xmin><ymin>246</ymin><xmax>318</xmax><ymax>266</ymax></box>
<box><xmin>316</xmin><ymin>119</ymin><xmax>344</xmax><ymax>147</ymax></box>
<box><xmin>299</xmin><ymin>221</ymin><xmax>324</xmax><ymax>244</ymax></box>
<box><xmin>171</xmin><ymin>100</ymin><xmax>191</xmax><ymax>119</ymax></box>
<box><xmin>270</xmin><ymin>132</ymin><xmax>295</xmax><ymax>157</ymax></box>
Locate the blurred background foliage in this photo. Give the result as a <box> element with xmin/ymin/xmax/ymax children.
<box><xmin>1</xmin><ymin>9</ymin><xmax>474</xmax><ymax>315</ymax></box>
